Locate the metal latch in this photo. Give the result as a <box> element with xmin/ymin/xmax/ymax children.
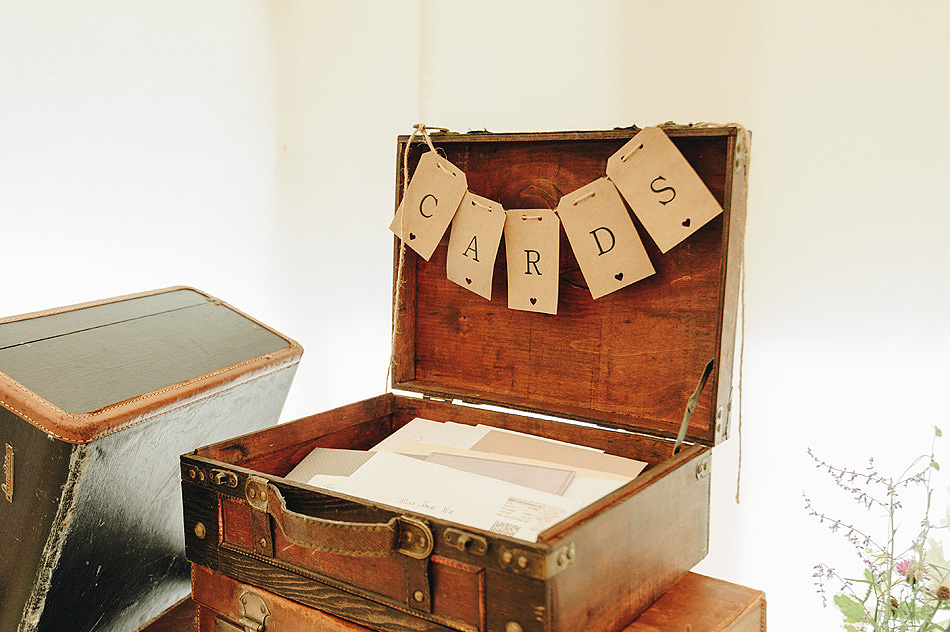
<box><xmin>210</xmin><ymin>468</ymin><xmax>239</xmax><ymax>488</ymax></box>
<box><xmin>213</xmin><ymin>592</ymin><xmax>270</xmax><ymax>632</ymax></box>
<box><xmin>444</xmin><ymin>527</ymin><xmax>488</xmax><ymax>555</ymax></box>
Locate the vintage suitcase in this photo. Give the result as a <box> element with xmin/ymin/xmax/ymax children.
<box><xmin>138</xmin><ymin>569</ymin><xmax>765</xmax><ymax>632</ymax></box>
<box><xmin>0</xmin><ymin>287</ymin><xmax>303</xmax><ymax>632</ymax></box>
<box><xmin>181</xmin><ymin>126</ymin><xmax>749</xmax><ymax>632</ymax></box>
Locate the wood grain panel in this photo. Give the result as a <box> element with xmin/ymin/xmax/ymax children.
<box><xmin>392</xmin><ymin>131</ymin><xmax>739</xmax><ymax>446</ymax></box>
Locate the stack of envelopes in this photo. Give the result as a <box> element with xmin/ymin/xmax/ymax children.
<box><xmin>285</xmin><ymin>418</ymin><xmax>647</xmax><ymax>543</ymax></box>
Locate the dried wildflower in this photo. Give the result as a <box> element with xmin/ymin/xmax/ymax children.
<box><xmin>810</xmin><ymin>427</ymin><xmax>950</xmax><ymax>630</ymax></box>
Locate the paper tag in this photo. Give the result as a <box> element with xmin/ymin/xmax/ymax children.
<box><xmin>389</xmin><ymin>151</ymin><xmax>468</xmax><ymax>261</ymax></box>
<box><xmin>504</xmin><ymin>209</ymin><xmax>559</xmax><ymax>314</ymax></box>
<box><xmin>446</xmin><ymin>191</ymin><xmax>506</xmax><ymax>299</ymax></box>
<box><xmin>605</xmin><ymin>127</ymin><xmax>723</xmax><ymax>253</ymax></box>
<box><xmin>556</xmin><ymin>178</ymin><xmax>655</xmax><ymax>299</ymax></box>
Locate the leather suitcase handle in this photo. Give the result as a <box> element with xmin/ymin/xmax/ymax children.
<box><xmin>260</xmin><ymin>480</ymin><xmax>434</xmax><ymax>559</ymax></box>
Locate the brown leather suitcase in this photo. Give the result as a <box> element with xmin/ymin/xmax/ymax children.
<box><xmin>180</xmin><ymin>126</ymin><xmax>750</xmax><ymax>632</ymax></box>
<box><xmin>0</xmin><ymin>287</ymin><xmax>303</xmax><ymax>632</ymax></box>
<box><xmin>138</xmin><ymin>568</ymin><xmax>766</xmax><ymax>632</ymax></box>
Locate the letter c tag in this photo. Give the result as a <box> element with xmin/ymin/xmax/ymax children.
<box><xmin>390</xmin><ymin>151</ymin><xmax>468</xmax><ymax>261</ymax></box>
<box><xmin>557</xmin><ymin>178</ymin><xmax>654</xmax><ymax>299</ymax></box>
<box><xmin>605</xmin><ymin>127</ymin><xmax>723</xmax><ymax>254</ymax></box>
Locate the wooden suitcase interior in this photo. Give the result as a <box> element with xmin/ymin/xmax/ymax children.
<box><xmin>182</xmin><ymin>127</ymin><xmax>747</xmax><ymax>632</ymax></box>
<box><xmin>187</xmin><ymin>394</ymin><xmax>709</xmax><ymax>632</ymax></box>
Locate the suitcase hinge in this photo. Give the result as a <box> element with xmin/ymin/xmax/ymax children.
<box><xmin>498</xmin><ymin>542</ymin><xmax>575</xmax><ymax>580</ymax></box>
<box><xmin>2</xmin><ymin>443</ymin><xmax>13</xmax><ymax>503</ymax></box>
<box><xmin>237</xmin><ymin>592</ymin><xmax>270</xmax><ymax>631</ymax></box>
<box><xmin>422</xmin><ymin>394</ymin><xmax>453</xmax><ymax>403</ymax></box>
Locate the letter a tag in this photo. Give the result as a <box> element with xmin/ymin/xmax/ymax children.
<box><xmin>446</xmin><ymin>191</ymin><xmax>505</xmax><ymax>299</ymax></box>
<box><xmin>504</xmin><ymin>210</ymin><xmax>559</xmax><ymax>314</ymax></box>
<box><xmin>605</xmin><ymin>127</ymin><xmax>723</xmax><ymax>253</ymax></box>
<box><xmin>556</xmin><ymin>178</ymin><xmax>654</xmax><ymax>299</ymax></box>
<box><xmin>389</xmin><ymin>151</ymin><xmax>468</xmax><ymax>261</ymax></box>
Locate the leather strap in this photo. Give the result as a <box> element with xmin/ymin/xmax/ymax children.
<box><xmin>262</xmin><ymin>482</ymin><xmax>434</xmax><ymax>559</ymax></box>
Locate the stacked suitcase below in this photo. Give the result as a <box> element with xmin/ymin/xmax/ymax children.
<box><xmin>181</xmin><ymin>126</ymin><xmax>750</xmax><ymax>632</ymax></box>
<box><xmin>137</xmin><ymin>572</ymin><xmax>766</xmax><ymax>632</ymax></box>
<box><xmin>0</xmin><ymin>287</ymin><xmax>302</xmax><ymax>632</ymax></box>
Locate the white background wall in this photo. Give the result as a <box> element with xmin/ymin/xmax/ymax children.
<box><xmin>3</xmin><ymin>1</ymin><xmax>950</xmax><ymax>629</ymax></box>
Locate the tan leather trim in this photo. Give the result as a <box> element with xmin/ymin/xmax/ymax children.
<box><xmin>0</xmin><ymin>286</ymin><xmax>303</xmax><ymax>444</ymax></box>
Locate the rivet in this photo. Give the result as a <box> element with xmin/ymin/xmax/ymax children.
<box><xmin>506</xmin><ymin>622</ymin><xmax>523</xmax><ymax>632</ymax></box>
<box><xmin>248</xmin><ymin>488</ymin><xmax>256</xmax><ymax>499</ymax></box>
<box><xmin>198</xmin><ymin>470</ymin><xmax>206</xmax><ymax>482</ymax></box>
<box><xmin>566</xmin><ymin>545</ymin><xmax>575</xmax><ymax>560</ymax></box>
<box><xmin>188</xmin><ymin>469</ymin><xmax>196</xmax><ymax>480</ymax></box>
<box><xmin>502</xmin><ymin>550</ymin><xmax>513</xmax><ymax>564</ymax></box>
<box><xmin>413</xmin><ymin>590</ymin><xmax>425</xmax><ymax>602</ymax></box>
<box><xmin>241</xmin><ymin>596</ymin><xmax>247</xmax><ymax>604</ymax></box>
<box><xmin>259</xmin><ymin>538</ymin><xmax>267</xmax><ymax>548</ymax></box>
<box><xmin>557</xmin><ymin>552</ymin><xmax>566</xmax><ymax>565</ymax></box>
<box><xmin>716</xmin><ymin>407</ymin><xmax>723</xmax><ymax>419</ymax></box>
<box><xmin>194</xmin><ymin>522</ymin><xmax>206</xmax><ymax>539</ymax></box>
<box><xmin>417</xmin><ymin>536</ymin><xmax>427</xmax><ymax>548</ymax></box>
<box><xmin>517</xmin><ymin>555</ymin><xmax>528</xmax><ymax>569</ymax></box>
<box><xmin>405</xmin><ymin>531</ymin><xmax>414</xmax><ymax>543</ymax></box>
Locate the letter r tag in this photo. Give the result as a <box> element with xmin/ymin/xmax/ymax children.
<box><xmin>446</xmin><ymin>191</ymin><xmax>505</xmax><ymax>299</ymax></box>
<box><xmin>390</xmin><ymin>151</ymin><xmax>468</xmax><ymax>261</ymax></box>
<box><xmin>606</xmin><ymin>127</ymin><xmax>723</xmax><ymax>253</ymax></box>
<box><xmin>504</xmin><ymin>209</ymin><xmax>559</xmax><ymax>314</ymax></box>
<box><xmin>557</xmin><ymin>178</ymin><xmax>654</xmax><ymax>299</ymax></box>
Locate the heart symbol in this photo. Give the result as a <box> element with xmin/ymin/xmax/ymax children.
<box><xmin>465</xmin><ymin>278</ymin><xmax>472</xmax><ymax>285</ymax></box>
<box><xmin>681</xmin><ymin>218</ymin><xmax>690</xmax><ymax>228</ymax></box>
<box><xmin>529</xmin><ymin>298</ymin><xmax>538</xmax><ymax>305</ymax></box>
<box><xmin>409</xmin><ymin>232</ymin><xmax>416</xmax><ymax>240</ymax></box>
<box><xmin>615</xmin><ymin>272</ymin><xmax>623</xmax><ymax>281</ymax></box>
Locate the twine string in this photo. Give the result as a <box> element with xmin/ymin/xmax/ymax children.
<box><xmin>388</xmin><ymin>124</ymin><xmax>443</xmax><ymax>390</ymax></box>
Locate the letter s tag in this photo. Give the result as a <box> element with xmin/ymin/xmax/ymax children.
<box><xmin>504</xmin><ymin>209</ymin><xmax>559</xmax><ymax>314</ymax></box>
<box><xmin>389</xmin><ymin>151</ymin><xmax>468</xmax><ymax>261</ymax></box>
<box><xmin>446</xmin><ymin>191</ymin><xmax>505</xmax><ymax>299</ymax></box>
<box><xmin>557</xmin><ymin>178</ymin><xmax>654</xmax><ymax>299</ymax></box>
<box><xmin>605</xmin><ymin>127</ymin><xmax>723</xmax><ymax>254</ymax></box>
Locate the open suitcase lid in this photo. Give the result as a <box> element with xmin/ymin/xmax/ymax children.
<box><xmin>0</xmin><ymin>286</ymin><xmax>303</xmax><ymax>443</ymax></box>
<box><xmin>391</xmin><ymin>126</ymin><xmax>749</xmax><ymax>447</ymax></box>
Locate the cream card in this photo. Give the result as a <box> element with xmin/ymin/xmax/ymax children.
<box><xmin>389</xmin><ymin>151</ymin><xmax>468</xmax><ymax>261</ymax></box>
<box><xmin>305</xmin><ymin>451</ymin><xmax>582</xmax><ymax>543</ymax></box>
<box><xmin>556</xmin><ymin>178</ymin><xmax>655</xmax><ymax>299</ymax></box>
<box><xmin>370</xmin><ymin>418</ymin><xmax>490</xmax><ymax>453</ymax></box>
<box><xmin>471</xmin><ymin>430</ymin><xmax>647</xmax><ymax>479</ymax></box>
<box><xmin>395</xmin><ymin>443</ymin><xmax>632</xmax><ymax>481</ymax></box>
<box><xmin>446</xmin><ymin>191</ymin><xmax>506</xmax><ymax>299</ymax></box>
<box><xmin>425</xmin><ymin>452</ymin><xmax>575</xmax><ymax>495</ymax></box>
<box><xmin>504</xmin><ymin>209</ymin><xmax>560</xmax><ymax>314</ymax></box>
<box><xmin>605</xmin><ymin>127</ymin><xmax>723</xmax><ymax>253</ymax></box>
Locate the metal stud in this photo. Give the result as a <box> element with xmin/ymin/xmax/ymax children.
<box><xmin>506</xmin><ymin>622</ymin><xmax>523</xmax><ymax>632</ymax></box>
<box><xmin>413</xmin><ymin>590</ymin><xmax>425</xmax><ymax>602</ymax></box>
<box><xmin>194</xmin><ymin>522</ymin><xmax>206</xmax><ymax>539</ymax></box>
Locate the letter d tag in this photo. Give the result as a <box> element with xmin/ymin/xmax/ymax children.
<box><xmin>389</xmin><ymin>151</ymin><xmax>468</xmax><ymax>261</ymax></box>
<box><xmin>447</xmin><ymin>191</ymin><xmax>505</xmax><ymax>299</ymax></box>
<box><xmin>557</xmin><ymin>178</ymin><xmax>654</xmax><ymax>299</ymax></box>
<box><xmin>504</xmin><ymin>210</ymin><xmax>559</xmax><ymax>314</ymax></box>
<box><xmin>606</xmin><ymin>127</ymin><xmax>723</xmax><ymax>254</ymax></box>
